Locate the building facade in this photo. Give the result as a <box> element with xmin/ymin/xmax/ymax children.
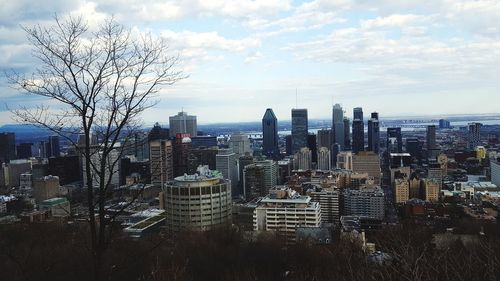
<box><xmin>291</xmin><ymin>109</ymin><xmax>308</xmax><ymax>154</ymax></box>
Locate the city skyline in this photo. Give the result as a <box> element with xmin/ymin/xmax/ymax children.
<box><xmin>2</xmin><ymin>1</ymin><xmax>500</xmax><ymax>124</ymax></box>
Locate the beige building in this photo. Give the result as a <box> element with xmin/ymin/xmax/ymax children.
<box><xmin>150</xmin><ymin>139</ymin><xmax>173</xmax><ymax>186</ymax></box>
<box><xmin>409</xmin><ymin>177</ymin><xmax>421</xmax><ymax>199</ymax></box>
<box><xmin>317</xmin><ymin>147</ymin><xmax>331</xmax><ymax>171</ymax></box>
<box><xmin>352</xmin><ymin>151</ymin><xmax>381</xmax><ymax>184</ymax></box>
<box><xmin>394</xmin><ymin>178</ymin><xmax>409</xmax><ymax>203</ymax></box>
<box><xmin>163</xmin><ymin>166</ymin><xmax>231</xmax><ymax>232</ymax></box>
<box><xmin>33</xmin><ymin>175</ymin><xmax>60</xmax><ymax>203</ymax></box>
<box><xmin>336</xmin><ymin>151</ymin><xmax>353</xmax><ymax>170</ymax></box>
<box><xmin>424</xmin><ymin>179</ymin><xmax>440</xmax><ymax>202</ymax></box>
<box><xmin>294</xmin><ymin>147</ymin><xmax>312</xmax><ymax>170</ymax></box>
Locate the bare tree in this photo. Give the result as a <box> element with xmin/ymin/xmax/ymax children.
<box><xmin>7</xmin><ymin>15</ymin><xmax>185</xmax><ymax>280</ymax></box>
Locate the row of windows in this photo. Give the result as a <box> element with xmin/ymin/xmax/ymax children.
<box><xmin>165</xmin><ymin>184</ymin><xmax>228</xmax><ymax>195</ymax></box>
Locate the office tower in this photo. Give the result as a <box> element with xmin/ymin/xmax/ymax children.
<box><xmin>243</xmin><ymin>162</ymin><xmax>277</xmax><ymax>200</ymax></box>
<box><xmin>169</xmin><ymin>111</ymin><xmax>197</xmax><ymax>138</ymax></box>
<box><xmin>406</xmin><ymin>138</ymin><xmax>423</xmax><ymax>163</ymax></box>
<box><xmin>367</xmin><ymin>112</ymin><xmax>380</xmax><ymax>153</ymax></box>
<box><xmin>343</xmin><ymin>117</ymin><xmax>351</xmax><ymax>150</ymax></box>
<box><xmin>82</xmin><ymin>146</ymin><xmax>120</xmax><ymax>188</ymax></box>
<box><xmin>353</xmin><ymin>107</ymin><xmax>363</xmax><ymax>121</ymax></box>
<box><xmin>243</xmin><ymin>164</ymin><xmax>265</xmax><ymax>199</ymax></box>
<box><xmin>352</xmin><ymin>107</ymin><xmax>364</xmax><ymax>153</ymax></box>
<box><xmin>317</xmin><ymin>147</ymin><xmax>331</xmax><ymax>171</ymax></box>
<box><xmin>423</xmin><ymin>179</ymin><xmax>440</xmax><ymax>202</ymax></box>
<box><xmin>173</xmin><ymin>133</ymin><xmax>191</xmax><ymax>177</ymax></box>
<box><xmin>0</xmin><ymin>132</ymin><xmax>16</xmax><ymax>164</ymax></box>
<box><xmin>316</xmin><ymin>129</ymin><xmax>332</xmax><ymax>149</ymax></box>
<box><xmin>294</xmin><ymin>147</ymin><xmax>312</xmax><ymax>170</ymax></box>
<box><xmin>307</xmin><ymin>188</ymin><xmax>340</xmax><ymax>224</ymax></box>
<box><xmin>262</xmin><ymin>109</ymin><xmax>279</xmax><ymax>158</ymax></box>
<box><xmin>426</xmin><ymin>125</ymin><xmax>437</xmax><ymax>150</ymax></box>
<box><xmin>409</xmin><ymin>176</ymin><xmax>421</xmax><ymax>199</ymax></box>
<box><xmin>439</xmin><ymin>119</ymin><xmax>451</xmax><ymax>129</ymax></box>
<box><xmin>48</xmin><ymin>155</ymin><xmax>81</xmax><ymax>185</ymax></box>
<box><xmin>33</xmin><ymin>175</ymin><xmax>60</xmax><ymax>203</ymax></box>
<box><xmin>238</xmin><ymin>154</ymin><xmax>254</xmax><ymax>192</ymax></box>
<box><xmin>228</xmin><ymin>132</ymin><xmax>252</xmax><ymax>158</ymax></box>
<box><xmin>291</xmin><ymin>108</ymin><xmax>308</xmax><ymax>154</ymax></box>
<box><xmin>331</xmin><ymin>143</ymin><xmax>340</xmax><ymax>167</ymax></box>
<box><xmin>253</xmin><ymin>187</ymin><xmax>321</xmax><ymax>243</ymax></box>
<box><xmin>190</xmin><ymin>136</ymin><xmax>217</xmax><ymax>148</ymax></box>
<box><xmin>467</xmin><ymin>122</ymin><xmax>482</xmax><ymax>150</ymax></box>
<box><xmin>278</xmin><ymin>158</ymin><xmax>293</xmax><ymax>184</ymax></box>
<box><xmin>343</xmin><ymin>187</ymin><xmax>385</xmax><ymax>220</ymax></box>
<box><xmin>387</xmin><ymin>127</ymin><xmax>403</xmax><ymax>153</ymax></box>
<box><xmin>285</xmin><ymin>135</ymin><xmax>292</xmax><ymax>155</ymax></box>
<box><xmin>122</xmin><ymin>132</ymin><xmax>149</xmax><ymax>161</ymax></box>
<box><xmin>336</xmin><ymin>151</ymin><xmax>353</xmax><ymax>170</ymax></box>
<box><xmin>163</xmin><ymin>166</ymin><xmax>231</xmax><ymax>232</ymax></box>
<box><xmin>490</xmin><ymin>160</ymin><xmax>500</xmax><ymax>187</ymax></box>
<box><xmin>307</xmin><ymin>134</ymin><xmax>317</xmax><ymax>164</ymax></box>
<box><xmin>187</xmin><ymin>147</ymin><xmax>218</xmax><ymax>173</ymax></box>
<box><xmin>0</xmin><ymin>160</ymin><xmax>31</xmax><ymax>188</ymax></box>
<box><xmin>47</xmin><ymin>135</ymin><xmax>60</xmax><ymax>157</ymax></box>
<box><xmin>16</xmin><ymin>143</ymin><xmax>33</xmax><ymax>159</ymax></box>
<box><xmin>332</xmin><ymin>104</ymin><xmax>345</xmax><ymax>150</ymax></box>
<box><xmin>216</xmin><ymin>148</ymin><xmax>239</xmax><ymax>197</ymax></box>
<box><xmin>352</xmin><ymin>151</ymin><xmax>381</xmax><ymax>184</ymax></box>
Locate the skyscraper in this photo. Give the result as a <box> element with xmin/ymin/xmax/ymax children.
<box><xmin>228</xmin><ymin>132</ymin><xmax>252</xmax><ymax>158</ymax></box>
<box><xmin>343</xmin><ymin>117</ymin><xmax>351</xmax><ymax>150</ymax></box>
<box><xmin>367</xmin><ymin>112</ymin><xmax>380</xmax><ymax>153</ymax></box>
<box><xmin>352</xmin><ymin>107</ymin><xmax>364</xmax><ymax>153</ymax></box>
<box><xmin>387</xmin><ymin>127</ymin><xmax>403</xmax><ymax>153</ymax></box>
<box><xmin>149</xmin><ymin>124</ymin><xmax>173</xmax><ymax>186</ymax></box>
<box><xmin>332</xmin><ymin>104</ymin><xmax>345</xmax><ymax>150</ymax></box>
<box><xmin>316</xmin><ymin>129</ymin><xmax>332</xmax><ymax>149</ymax></box>
<box><xmin>294</xmin><ymin>147</ymin><xmax>312</xmax><ymax>170</ymax></box>
<box><xmin>262</xmin><ymin>108</ymin><xmax>279</xmax><ymax>158</ymax></box>
<box><xmin>216</xmin><ymin>148</ymin><xmax>239</xmax><ymax>197</ymax></box>
<box><xmin>291</xmin><ymin>108</ymin><xmax>308</xmax><ymax>154</ymax></box>
<box><xmin>169</xmin><ymin>111</ymin><xmax>197</xmax><ymax>138</ymax></box>
<box><xmin>47</xmin><ymin>135</ymin><xmax>60</xmax><ymax>158</ymax></box>
<box><xmin>317</xmin><ymin>147</ymin><xmax>331</xmax><ymax>171</ymax></box>
<box><xmin>467</xmin><ymin>123</ymin><xmax>482</xmax><ymax>150</ymax></box>
<box><xmin>0</xmin><ymin>132</ymin><xmax>16</xmax><ymax>164</ymax></box>
<box><xmin>426</xmin><ymin>125</ymin><xmax>436</xmax><ymax>150</ymax></box>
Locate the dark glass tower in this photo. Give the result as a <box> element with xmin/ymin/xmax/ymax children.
<box><xmin>387</xmin><ymin>127</ymin><xmax>403</xmax><ymax>153</ymax></box>
<box><xmin>262</xmin><ymin>108</ymin><xmax>279</xmax><ymax>158</ymax></box>
<box><xmin>352</xmin><ymin>107</ymin><xmax>364</xmax><ymax>153</ymax></box>
<box><xmin>0</xmin><ymin>132</ymin><xmax>16</xmax><ymax>164</ymax></box>
<box><xmin>426</xmin><ymin>125</ymin><xmax>436</xmax><ymax>150</ymax></box>
<box><xmin>291</xmin><ymin>108</ymin><xmax>308</xmax><ymax>154</ymax></box>
<box><xmin>47</xmin><ymin>135</ymin><xmax>60</xmax><ymax>158</ymax></box>
<box><xmin>343</xmin><ymin>117</ymin><xmax>350</xmax><ymax>150</ymax></box>
<box><xmin>368</xmin><ymin>112</ymin><xmax>380</xmax><ymax>153</ymax></box>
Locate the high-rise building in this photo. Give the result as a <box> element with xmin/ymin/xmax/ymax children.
<box><xmin>423</xmin><ymin>178</ymin><xmax>440</xmax><ymax>202</ymax></box>
<box><xmin>343</xmin><ymin>117</ymin><xmax>351</xmax><ymax>150</ymax></box>
<box><xmin>406</xmin><ymin>138</ymin><xmax>424</xmax><ymax>163</ymax></box>
<box><xmin>352</xmin><ymin>151</ymin><xmax>381</xmax><ymax>184</ymax></box>
<box><xmin>393</xmin><ymin>170</ymin><xmax>410</xmax><ymax>203</ymax></box>
<box><xmin>285</xmin><ymin>135</ymin><xmax>292</xmax><ymax>155</ymax></box>
<box><xmin>253</xmin><ymin>187</ymin><xmax>321</xmax><ymax>243</ymax></box>
<box><xmin>439</xmin><ymin>119</ymin><xmax>451</xmax><ymax>129</ymax></box>
<box><xmin>316</xmin><ymin>129</ymin><xmax>332</xmax><ymax>149</ymax></box>
<box><xmin>336</xmin><ymin>151</ymin><xmax>353</xmax><ymax>170</ymax></box>
<box><xmin>387</xmin><ymin>127</ymin><xmax>403</xmax><ymax>153</ymax></box>
<box><xmin>169</xmin><ymin>111</ymin><xmax>197</xmax><ymax>138</ymax></box>
<box><xmin>343</xmin><ymin>187</ymin><xmax>385</xmax><ymax>220</ymax></box>
<box><xmin>317</xmin><ymin>147</ymin><xmax>331</xmax><ymax>171</ymax></box>
<box><xmin>367</xmin><ymin>112</ymin><xmax>380</xmax><ymax>153</ymax></box>
<box><xmin>352</xmin><ymin>109</ymin><xmax>364</xmax><ymax>153</ymax></box>
<box><xmin>119</xmin><ymin>157</ymin><xmax>150</xmax><ymax>185</ymax></box>
<box><xmin>262</xmin><ymin>109</ymin><xmax>279</xmax><ymax>158</ymax></box>
<box><xmin>294</xmin><ymin>147</ymin><xmax>312</xmax><ymax>170</ymax></box>
<box><xmin>291</xmin><ymin>108</ymin><xmax>308</xmax><ymax>153</ymax></box>
<box><xmin>173</xmin><ymin>133</ymin><xmax>192</xmax><ymax>177</ymax></box>
<box><xmin>490</xmin><ymin>160</ymin><xmax>500</xmax><ymax>187</ymax></box>
<box><xmin>467</xmin><ymin>123</ymin><xmax>482</xmax><ymax>150</ymax></box>
<box><xmin>48</xmin><ymin>155</ymin><xmax>81</xmax><ymax>185</ymax></box>
<box><xmin>82</xmin><ymin>146</ymin><xmax>120</xmax><ymax>188</ymax></box>
<box><xmin>216</xmin><ymin>148</ymin><xmax>239</xmax><ymax>197</ymax></box>
<box><xmin>307</xmin><ymin>188</ymin><xmax>340</xmax><ymax>224</ymax></box>
<box><xmin>187</xmin><ymin>147</ymin><xmax>218</xmax><ymax>173</ymax></box>
<box><xmin>16</xmin><ymin>143</ymin><xmax>33</xmax><ymax>159</ymax></box>
<box><xmin>163</xmin><ymin>166</ymin><xmax>231</xmax><ymax>232</ymax></box>
<box><xmin>47</xmin><ymin>136</ymin><xmax>60</xmax><ymax>158</ymax></box>
<box><xmin>332</xmin><ymin>104</ymin><xmax>345</xmax><ymax>150</ymax></box>
<box><xmin>149</xmin><ymin>139</ymin><xmax>173</xmax><ymax>186</ymax></box>
<box><xmin>0</xmin><ymin>132</ymin><xmax>16</xmax><ymax>164</ymax></box>
<box><xmin>307</xmin><ymin>134</ymin><xmax>317</xmax><ymax>164</ymax></box>
<box><xmin>426</xmin><ymin>125</ymin><xmax>437</xmax><ymax>150</ymax></box>
<box><xmin>228</xmin><ymin>132</ymin><xmax>252</xmax><ymax>158</ymax></box>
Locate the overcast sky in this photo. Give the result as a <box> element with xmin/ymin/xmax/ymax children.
<box><xmin>1</xmin><ymin>0</ymin><xmax>500</xmax><ymax>125</ymax></box>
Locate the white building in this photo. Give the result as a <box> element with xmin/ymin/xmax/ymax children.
<box><xmin>228</xmin><ymin>132</ymin><xmax>252</xmax><ymax>158</ymax></box>
<box><xmin>294</xmin><ymin>147</ymin><xmax>312</xmax><ymax>170</ymax></box>
<box><xmin>253</xmin><ymin>187</ymin><xmax>321</xmax><ymax>243</ymax></box>
<box><xmin>337</xmin><ymin>151</ymin><xmax>353</xmax><ymax>170</ymax></box>
<box><xmin>169</xmin><ymin>111</ymin><xmax>197</xmax><ymax>138</ymax></box>
<box><xmin>491</xmin><ymin>160</ymin><xmax>500</xmax><ymax>187</ymax></box>
<box><xmin>82</xmin><ymin>145</ymin><xmax>120</xmax><ymax>189</ymax></box>
<box><xmin>216</xmin><ymin>148</ymin><xmax>238</xmax><ymax>197</ymax></box>
<box><xmin>163</xmin><ymin>166</ymin><xmax>232</xmax><ymax>232</ymax></box>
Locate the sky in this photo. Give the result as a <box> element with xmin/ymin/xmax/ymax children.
<box><xmin>1</xmin><ymin>0</ymin><xmax>500</xmax><ymax>125</ymax></box>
